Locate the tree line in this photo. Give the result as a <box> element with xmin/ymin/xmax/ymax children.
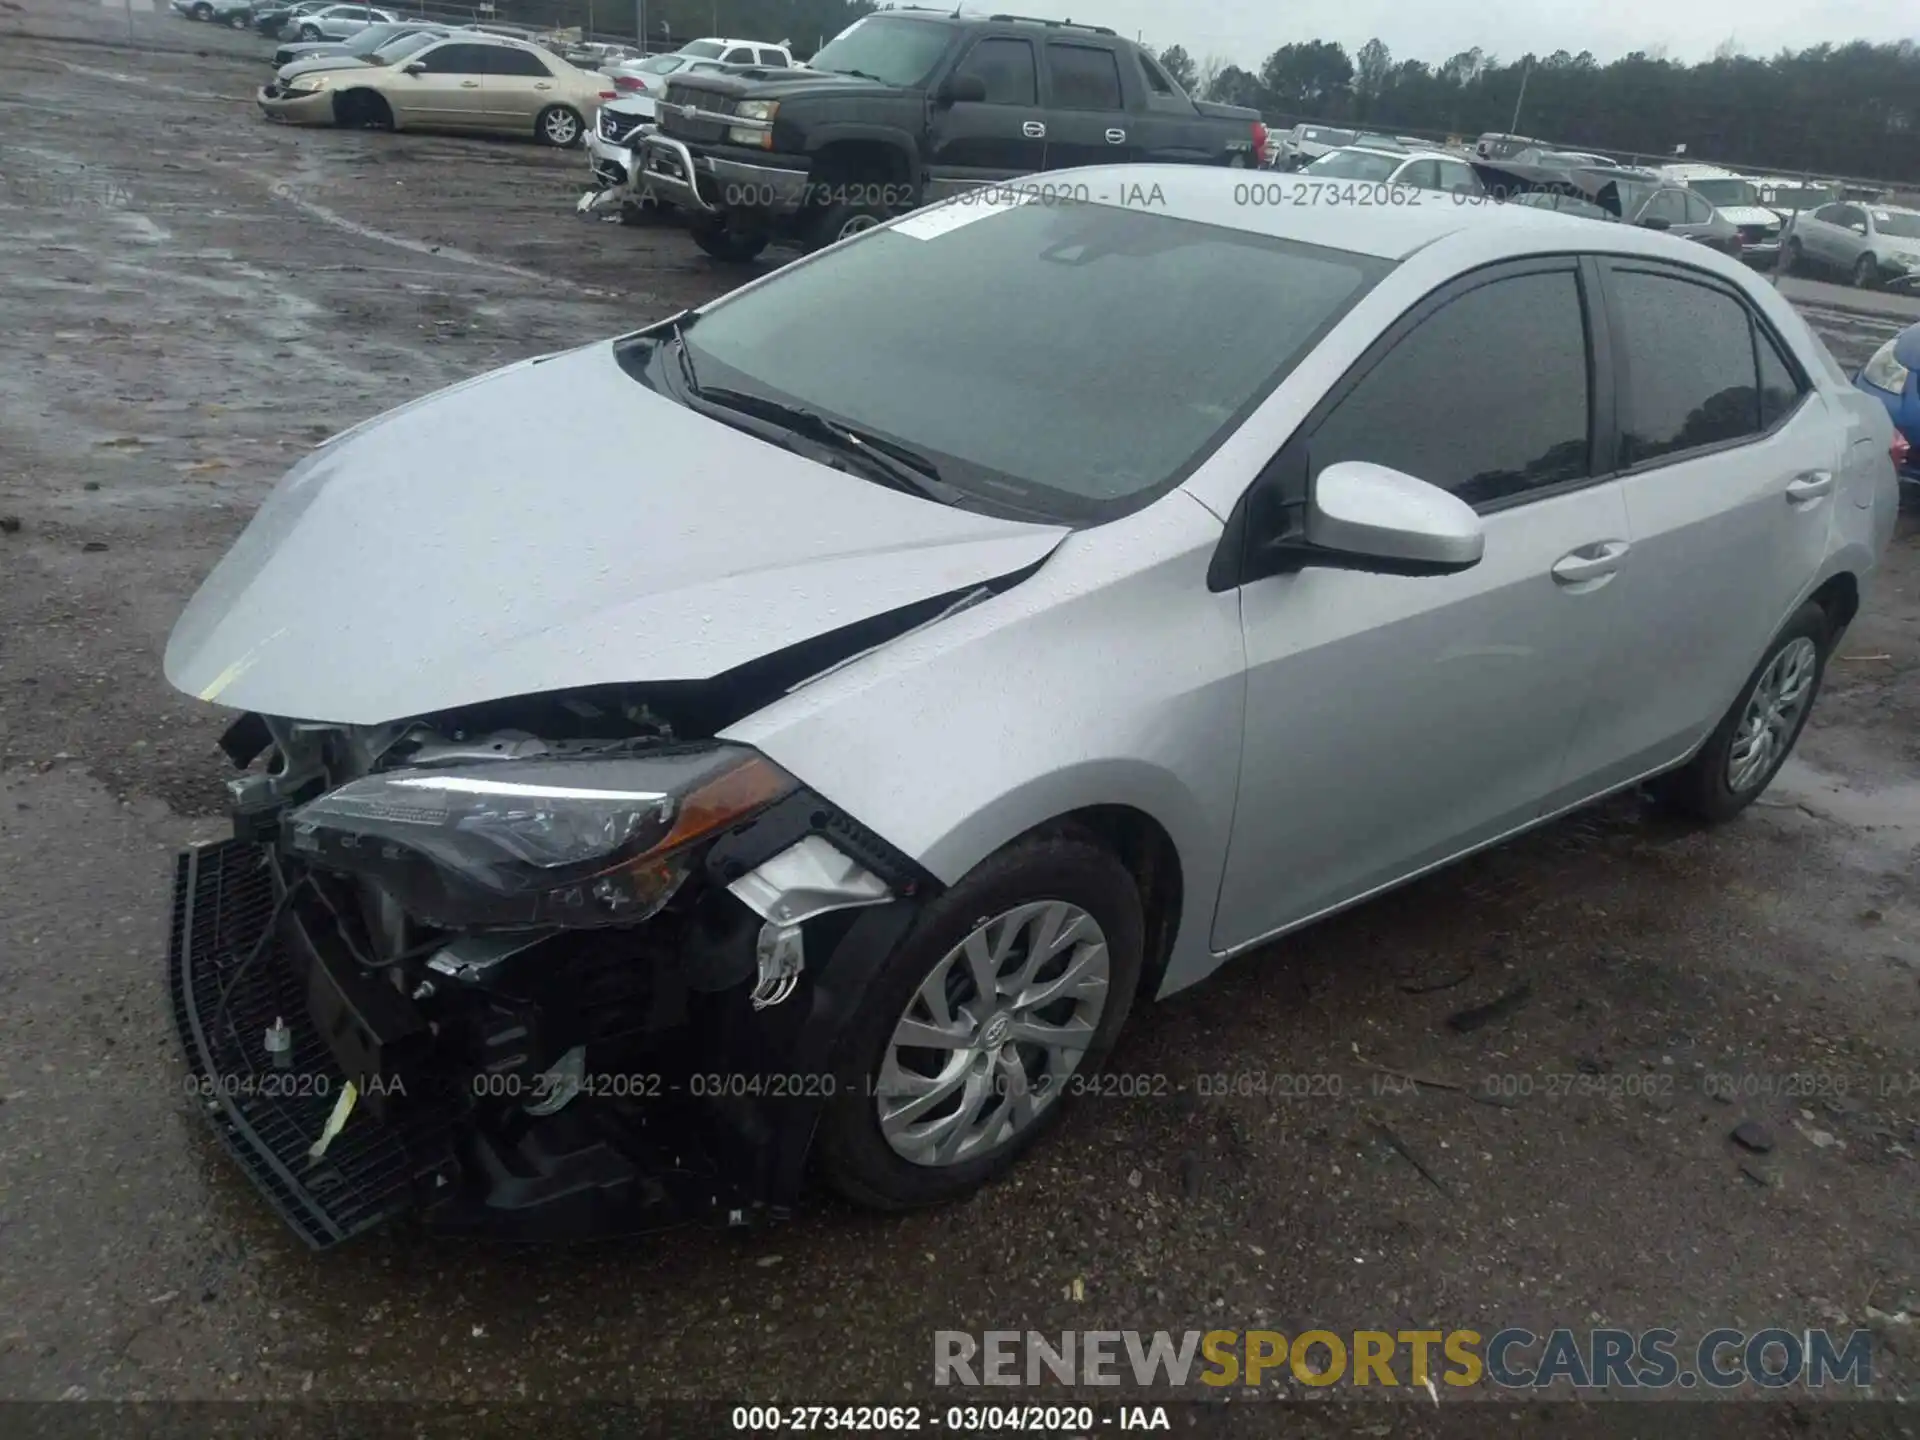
<box><xmin>1151</xmin><ymin>37</ymin><xmax>1919</xmax><ymax>182</ymax></box>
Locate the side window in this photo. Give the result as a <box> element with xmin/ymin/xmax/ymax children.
<box><xmin>1756</xmin><ymin>326</ymin><xmax>1806</xmax><ymax>428</ymax></box>
<box><xmin>1684</xmin><ymin>191</ymin><xmax>1713</xmax><ymax>224</ymax></box>
<box><xmin>1437</xmin><ymin>160</ymin><xmax>1482</xmax><ymax>195</ymax></box>
<box><xmin>490</xmin><ymin>47</ymin><xmax>552</xmax><ymax>77</ymax></box>
<box><xmin>1644</xmin><ymin>189</ymin><xmax>1687</xmax><ymax>224</ymax></box>
<box><xmin>1308</xmin><ymin>270</ymin><xmax>1591</xmax><ymax>509</ymax></box>
<box><xmin>756</xmin><ymin>48</ymin><xmax>787</xmax><ymax>66</ymax></box>
<box><xmin>1046</xmin><ymin>43</ymin><xmax>1123</xmax><ymax>110</ymax></box>
<box><xmin>1810</xmin><ymin>204</ymin><xmax>1841</xmax><ymax>224</ymax></box>
<box><xmin>1137</xmin><ymin>52</ymin><xmax>1175</xmax><ymax>96</ymax></box>
<box><xmin>1394</xmin><ymin>160</ymin><xmax>1439</xmax><ymax>190</ymax></box>
<box><xmin>1610</xmin><ymin>269</ymin><xmax>1761</xmax><ymax>465</ymax></box>
<box><xmin>416</xmin><ymin>43</ymin><xmax>488</xmax><ymax>73</ymax></box>
<box><xmin>1840</xmin><ymin>205</ymin><xmax>1868</xmax><ymax>232</ymax></box>
<box><xmin>952</xmin><ymin>37</ymin><xmax>1038</xmax><ymax>106</ymax></box>
<box><xmin>722</xmin><ymin>47</ymin><xmax>753</xmax><ymax>65</ymax></box>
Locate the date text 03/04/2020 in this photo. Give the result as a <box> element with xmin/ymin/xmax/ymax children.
<box><xmin>729</xmin><ymin>1404</ymin><xmax>1171</xmax><ymax>1432</ymax></box>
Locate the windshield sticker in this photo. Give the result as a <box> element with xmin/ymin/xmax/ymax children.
<box><xmin>1872</xmin><ymin>210</ymin><xmax>1892</xmax><ymax>221</ymax></box>
<box><xmin>892</xmin><ymin>189</ymin><xmax>1035</xmax><ymax>241</ymax></box>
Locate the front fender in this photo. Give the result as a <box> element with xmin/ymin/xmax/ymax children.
<box><xmin>802</xmin><ymin>124</ymin><xmax>923</xmax><ymax>190</ymax></box>
<box><xmin>725</xmin><ymin>492</ymin><xmax>1246</xmax><ymax>999</ymax></box>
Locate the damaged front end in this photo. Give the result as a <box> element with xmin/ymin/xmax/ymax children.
<box><xmin>169</xmin><ymin>695</ymin><xmax>932</xmax><ymax>1248</ymax></box>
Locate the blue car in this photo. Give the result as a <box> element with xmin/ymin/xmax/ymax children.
<box><xmin>1854</xmin><ymin>322</ymin><xmax>1920</xmax><ymax>497</ymax></box>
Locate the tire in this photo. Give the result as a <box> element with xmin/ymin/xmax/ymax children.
<box><xmin>805</xmin><ymin>199</ymin><xmax>889</xmax><ymax>251</ymax></box>
<box><xmin>537</xmin><ymin>105</ymin><xmax>584</xmax><ymax>149</ymax></box>
<box><xmin>333</xmin><ymin>90</ymin><xmax>392</xmax><ymax>131</ymax></box>
<box><xmin>1651</xmin><ymin>602</ymin><xmax>1830</xmax><ymax>823</ymax></box>
<box><xmin>299</xmin><ymin>22</ymin><xmax>320</xmax><ymax>39</ymax></box>
<box><xmin>227</xmin><ymin>10</ymin><xmax>248</xmax><ymax>26</ymax></box>
<box><xmin>1227</xmin><ymin>152</ymin><xmax>1249</xmax><ymax>169</ymax></box>
<box><xmin>191</xmin><ymin>1</ymin><xmax>212</xmax><ymax>16</ymax></box>
<box><xmin>1852</xmin><ymin>253</ymin><xmax>1880</xmax><ymax>289</ymax></box>
<box><xmin>690</xmin><ymin>222</ymin><xmax>768</xmax><ymax>263</ymax></box>
<box><xmin>814</xmin><ymin>833</ymin><xmax>1145</xmax><ymax>1210</ymax></box>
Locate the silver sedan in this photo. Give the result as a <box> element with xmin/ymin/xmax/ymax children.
<box><xmin>162</xmin><ymin>167</ymin><xmax>1900</xmax><ymax>1240</ymax></box>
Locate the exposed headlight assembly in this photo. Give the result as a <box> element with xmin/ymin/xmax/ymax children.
<box><xmin>285</xmin><ymin>746</ymin><xmax>797</xmax><ymax>929</ymax></box>
<box><xmin>729</xmin><ymin>98</ymin><xmax>777</xmax><ymax>149</ymax></box>
<box><xmin>1862</xmin><ymin>338</ymin><xmax>1912</xmax><ymax>396</ymax></box>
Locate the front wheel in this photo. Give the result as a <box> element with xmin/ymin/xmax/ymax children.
<box><xmin>536</xmin><ymin>105</ymin><xmax>583</xmax><ymax>149</ymax></box>
<box><xmin>814</xmin><ymin>834</ymin><xmax>1144</xmax><ymax>1210</ymax></box>
<box><xmin>299</xmin><ymin>22</ymin><xmax>320</xmax><ymax>39</ymax></box>
<box><xmin>333</xmin><ymin>89</ymin><xmax>392</xmax><ymax>130</ymax></box>
<box><xmin>1651</xmin><ymin>602</ymin><xmax>1830</xmax><ymax>822</ymax></box>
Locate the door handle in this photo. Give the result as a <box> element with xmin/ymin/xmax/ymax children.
<box><xmin>1022</xmin><ymin>121</ymin><xmax>1046</xmax><ymax>138</ymax></box>
<box><xmin>1785</xmin><ymin>469</ymin><xmax>1834</xmax><ymax>502</ymax></box>
<box><xmin>1105</xmin><ymin>127</ymin><xmax>1126</xmax><ymax>144</ymax></box>
<box><xmin>1551</xmin><ymin>539</ymin><xmax>1631</xmax><ymax>586</ymax></box>
<box><xmin>534</xmin><ymin>82</ymin><xmax>552</xmax><ymax>90</ymax></box>
<box><xmin>459</xmin><ymin>80</ymin><xmax>480</xmax><ymax>88</ymax></box>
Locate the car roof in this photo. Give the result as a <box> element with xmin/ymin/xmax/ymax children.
<box><xmin>687</xmin><ymin>36</ymin><xmax>788</xmax><ymax>48</ymax></box>
<box><xmin>1029</xmin><ymin>164</ymin><xmax>1763</xmax><ymax>265</ymax></box>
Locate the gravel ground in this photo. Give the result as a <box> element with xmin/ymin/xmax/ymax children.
<box><xmin>2</xmin><ymin>6</ymin><xmax>1918</xmax><ymax>1424</ymax></box>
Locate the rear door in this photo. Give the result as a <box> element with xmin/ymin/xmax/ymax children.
<box><xmin>1040</xmin><ymin>40</ymin><xmax>1133</xmax><ymax>168</ymax></box>
<box><xmin>1567</xmin><ymin>259</ymin><xmax>1838</xmax><ymax>789</ymax></box>
<box><xmin>482</xmin><ymin>44</ymin><xmax>559</xmax><ymax>130</ymax></box>
<box><xmin>927</xmin><ymin>35</ymin><xmax>1047</xmax><ymax>195</ymax></box>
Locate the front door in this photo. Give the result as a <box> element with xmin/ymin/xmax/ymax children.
<box><xmin>1213</xmin><ymin>261</ymin><xmax>1631</xmax><ymax>950</ymax></box>
<box><xmin>1564</xmin><ymin>260</ymin><xmax>1839</xmax><ymax>791</ymax></box>
<box><xmin>394</xmin><ymin>40</ymin><xmax>493</xmax><ymax>126</ymax></box>
<box><xmin>926</xmin><ymin>35</ymin><xmax>1047</xmax><ymax>199</ymax></box>
<box><xmin>1040</xmin><ymin>40</ymin><xmax>1134</xmax><ymax>169</ymax></box>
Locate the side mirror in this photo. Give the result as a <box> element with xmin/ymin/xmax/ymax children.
<box><xmin>936</xmin><ymin>73</ymin><xmax>987</xmax><ymax>105</ymax></box>
<box><xmin>1638</xmin><ymin>215</ymin><xmax>1672</xmax><ymax>230</ymax></box>
<box><xmin>402</xmin><ymin>60</ymin><xmax>425</xmax><ymax>73</ymax></box>
<box><xmin>1304</xmin><ymin>462</ymin><xmax>1484</xmax><ymax>575</ymax></box>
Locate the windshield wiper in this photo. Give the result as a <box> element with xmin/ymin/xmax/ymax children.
<box><xmin>826</xmin><ymin>67</ymin><xmax>891</xmax><ymax>83</ymax></box>
<box><xmin>689</xmin><ymin>384</ymin><xmax>958</xmax><ymax>503</ymax></box>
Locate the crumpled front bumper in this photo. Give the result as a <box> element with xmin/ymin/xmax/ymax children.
<box><xmin>167</xmin><ymin>840</ymin><xmax>459</xmax><ymax>1248</ymax></box>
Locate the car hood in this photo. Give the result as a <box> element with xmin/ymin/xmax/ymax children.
<box><xmin>164</xmin><ymin>341</ymin><xmax>1070</xmax><ymax>726</ymax></box>
<box><xmin>1878</xmin><ymin>236</ymin><xmax>1920</xmax><ymax>262</ymax></box>
<box><xmin>1719</xmin><ymin>205</ymin><xmax>1782</xmax><ymax>228</ymax></box>
<box><xmin>666</xmin><ymin>68</ymin><xmax>898</xmax><ymax>103</ymax></box>
<box><xmin>279</xmin><ymin>54</ymin><xmax>376</xmax><ymax>78</ymax></box>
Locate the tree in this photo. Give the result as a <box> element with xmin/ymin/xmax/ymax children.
<box><xmin>1354</xmin><ymin>38</ymin><xmax>1393</xmax><ymax>101</ymax></box>
<box><xmin>1259</xmin><ymin>40</ymin><xmax>1354</xmax><ymax>111</ymax></box>
<box><xmin>1207</xmin><ymin>63</ymin><xmax>1267</xmax><ymax>110</ymax></box>
<box><xmin>1196</xmin><ymin>52</ymin><xmax>1227</xmax><ymax>101</ymax></box>
<box><xmin>1156</xmin><ymin>43</ymin><xmax>1198</xmax><ymax>94</ymax></box>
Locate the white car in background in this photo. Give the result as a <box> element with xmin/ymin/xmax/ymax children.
<box><xmin>581</xmin><ymin>57</ymin><xmax>755</xmax><ymax>221</ymax></box>
<box><xmin>605</xmin><ymin>36</ymin><xmax>794</xmax><ymax>100</ymax></box>
<box><xmin>1303</xmin><ymin>144</ymin><xmax>1486</xmax><ymax>197</ymax></box>
<box><xmin>1659</xmin><ymin>163</ymin><xmax>1786</xmax><ymax>266</ymax></box>
<box><xmin>1274</xmin><ymin>123</ymin><xmax>1357</xmax><ymax>170</ymax></box>
<box><xmin>286</xmin><ymin>4</ymin><xmax>395</xmax><ymax>42</ymax></box>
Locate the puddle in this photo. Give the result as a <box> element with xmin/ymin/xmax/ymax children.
<box><xmin>1768</xmin><ymin>756</ymin><xmax>1920</xmax><ymax>850</ymax></box>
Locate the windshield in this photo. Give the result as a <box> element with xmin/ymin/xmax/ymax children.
<box><xmin>1303</xmin><ymin>127</ymin><xmax>1354</xmax><ymax>145</ymax></box>
<box><xmin>808</xmin><ymin>15</ymin><xmax>953</xmax><ymax>86</ymax></box>
<box><xmin>1873</xmin><ymin>210</ymin><xmax>1920</xmax><ymax>238</ymax></box>
<box><xmin>655</xmin><ymin>200</ymin><xmax>1386</xmax><ymax>522</ymax></box>
<box><xmin>374</xmin><ymin>30</ymin><xmax>437</xmax><ymax>63</ymax></box>
<box><xmin>1306</xmin><ymin>149</ymin><xmax>1401</xmax><ymax>182</ymax></box>
<box><xmin>347</xmin><ymin>24</ymin><xmax>408</xmax><ymax>54</ymax></box>
<box><xmin>1689</xmin><ymin>178</ymin><xmax>1756</xmax><ymax>207</ymax></box>
<box><xmin>678</xmin><ymin>40</ymin><xmax>724</xmax><ymax>58</ymax></box>
<box><xmin>635</xmin><ymin>53</ymin><xmax>685</xmax><ymax>73</ymax></box>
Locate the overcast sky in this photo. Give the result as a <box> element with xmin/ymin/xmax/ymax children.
<box><xmin>997</xmin><ymin>0</ymin><xmax>1918</xmax><ymax>67</ymax></box>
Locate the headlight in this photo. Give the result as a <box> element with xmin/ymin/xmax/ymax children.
<box><xmin>1862</xmin><ymin>339</ymin><xmax>1912</xmax><ymax>395</ymax></box>
<box><xmin>734</xmin><ymin>100</ymin><xmax>778</xmax><ymax>122</ymax></box>
<box><xmin>286</xmin><ymin>74</ymin><xmax>332</xmax><ymax>93</ymax></box>
<box><xmin>285</xmin><ymin>746</ymin><xmax>797</xmax><ymax>929</ymax></box>
<box><xmin>729</xmin><ymin>98</ymin><xmax>777</xmax><ymax>148</ymax></box>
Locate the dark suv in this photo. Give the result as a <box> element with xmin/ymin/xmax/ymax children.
<box><xmin>636</xmin><ymin>9</ymin><xmax>1267</xmax><ymax>261</ymax></box>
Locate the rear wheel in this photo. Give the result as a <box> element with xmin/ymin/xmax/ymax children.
<box><xmin>536</xmin><ymin>105</ymin><xmax>584</xmax><ymax>149</ymax></box>
<box><xmin>1852</xmin><ymin>253</ymin><xmax>1880</xmax><ymax>289</ymax></box>
<box><xmin>815</xmin><ymin>834</ymin><xmax>1144</xmax><ymax>1210</ymax></box>
<box><xmin>333</xmin><ymin>90</ymin><xmax>392</xmax><ymax>131</ymax></box>
<box><xmin>690</xmin><ymin>222</ymin><xmax>768</xmax><ymax>263</ymax></box>
<box><xmin>1651</xmin><ymin>602</ymin><xmax>1830</xmax><ymax>822</ymax></box>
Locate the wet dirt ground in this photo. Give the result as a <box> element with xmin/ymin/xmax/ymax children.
<box><xmin>2</xmin><ymin>5</ymin><xmax>1918</xmax><ymax>1423</ymax></box>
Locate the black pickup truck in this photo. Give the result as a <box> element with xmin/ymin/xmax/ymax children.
<box><xmin>635</xmin><ymin>9</ymin><xmax>1268</xmax><ymax>261</ymax></box>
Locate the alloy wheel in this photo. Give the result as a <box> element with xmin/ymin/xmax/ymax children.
<box><xmin>836</xmin><ymin>212</ymin><xmax>881</xmax><ymax>241</ymax></box>
<box><xmin>1727</xmin><ymin>636</ymin><xmax>1818</xmax><ymax>793</ymax></box>
<box><xmin>543</xmin><ymin>109</ymin><xmax>580</xmax><ymax>146</ymax></box>
<box><xmin>876</xmin><ymin>900</ymin><xmax>1110</xmax><ymax>1168</ymax></box>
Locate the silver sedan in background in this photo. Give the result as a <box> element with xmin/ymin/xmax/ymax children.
<box><xmin>161</xmin><ymin>169</ymin><xmax>1898</xmax><ymax>1244</ymax></box>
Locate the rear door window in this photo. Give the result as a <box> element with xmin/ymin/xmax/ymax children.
<box><xmin>489</xmin><ymin>47</ymin><xmax>552</xmax><ymax>76</ymax></box>
<box><xmin>1309</xmin><ymin>268</ymin><xmax>1592</xmax><ymax>509</ymax></box>
<box><xmin>1045</xmin><ymin>42</ymin><xmax>1123</xmax><ymax>110</ymax></box>
<box><xmin>756</xmin><ymin>48</ymin><xmax>787</xmax><ymax>66</ymax></box>
<box><xmin>1607</xmin><ymin>268</ymin><xmax>1763</xmax><ymax>465</ymax></box>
